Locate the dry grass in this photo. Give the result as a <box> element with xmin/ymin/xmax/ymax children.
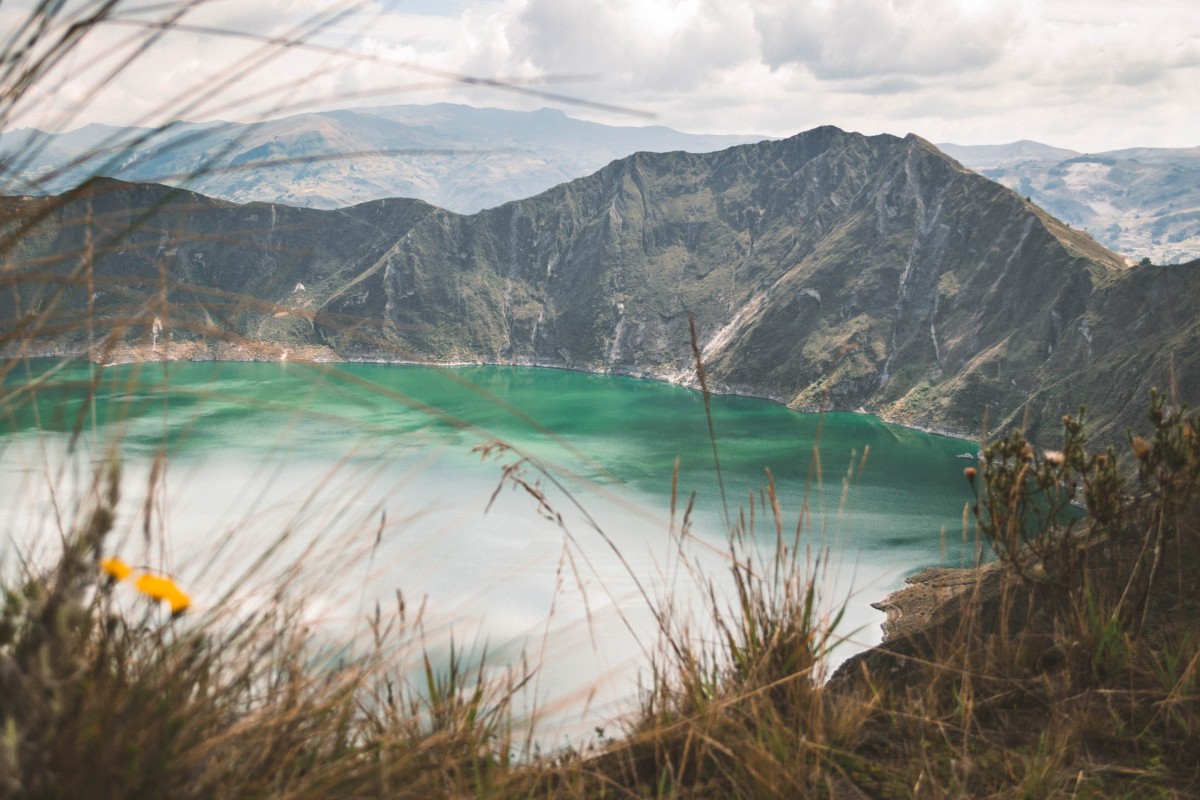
<box><xmin>823</xmin><ymin>396</ymin><xmax>1200</xmax><ymax>798</ymax></box>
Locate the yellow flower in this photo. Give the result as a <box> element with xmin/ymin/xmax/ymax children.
<box><xmin>100</xmin><ymin>557</ymin><xmax>133</xmax><ymax>583</ymax></box>
<box><xmin>135</xmin><ymin>573</ymin><xmax>191</xmax><ymax>616</ymax></box>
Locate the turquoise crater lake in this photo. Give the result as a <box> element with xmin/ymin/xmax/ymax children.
<box><xmin>0</xmin><ymin>360</ymin><xmax>978</xmax><ymax>735</ymax></box>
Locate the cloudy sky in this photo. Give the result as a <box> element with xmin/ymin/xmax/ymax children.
<box><xmin>6</xmin><ymin>0</ymin><xmax>1198</xmax><ymax>151</ymax></box>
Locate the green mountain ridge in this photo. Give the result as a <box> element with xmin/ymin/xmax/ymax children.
<box><xmin>3</xmin><ymin>126</ymin><xmax>1197</xmax><ymax>449</ymax></box>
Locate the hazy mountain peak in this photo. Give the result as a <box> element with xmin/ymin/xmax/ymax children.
<box><xmin>935</xmin><ymin>140</ymin><xmax>1082</xmax><ymax>167</ymax></box>
<box><xmin>0</xmin><ymin>103</ymin><xmax>764</xmax><ymax>215</ymax></box>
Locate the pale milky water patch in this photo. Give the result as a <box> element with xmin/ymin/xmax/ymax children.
<box><xmin>0</xmin><ymin>433</ymin><xmax>744</xmax><ymax>741</ymax></box>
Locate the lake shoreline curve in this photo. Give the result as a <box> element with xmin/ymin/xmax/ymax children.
<box><xmin>10</xmin><ymin>343</ymin><xmax>981</xmax><ymax>448</ymax></box>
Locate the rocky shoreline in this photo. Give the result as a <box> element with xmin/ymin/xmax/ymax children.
<box><xmin>827</xmin><ymin>558</ymin><xmax>1015</xmax><ymax>689</ymax></box>
<box><xmin>868</xmin><ymin>563</ymin><xmax>1002</xmax><ymax>643</ymax></box>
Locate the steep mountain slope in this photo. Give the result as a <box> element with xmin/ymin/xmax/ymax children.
<box><xmin>940</xmin><ymin>140</ymin><xmax>1200</xmax><ymax>264</ymax></box>
<box><xmin>4</xmin><ymin>127</ymin><xmax>1196</xmax><ymax>448</ymax></box>
<box><xmin>0</xmin><ymin>182</ymin><xmax>435</xmax><ymax>361</ymax></box>
<box><xmin>0</xmin><ymin>104</ymin><xmax>761</xmax><ymax>214</ymax></box>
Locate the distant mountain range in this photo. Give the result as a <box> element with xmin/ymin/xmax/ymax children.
<box><xmin>0</xmin><ymin>104</ymin><xmax>761</xmax><ymax>214</ymax></box>
<box><xmin>3</xmin><ymin>104</ymin><xmax>1195</xmax><ymax>264</ymax></box>
<box><xmin>5</xmin><ymin>126</ymin><xmax>1197</xmax><ymax>451</ymax></box>
<box><xmin>938</xmin><ymin>140</ymin><xmax>1200</xmax><ymax>263</ymax></box>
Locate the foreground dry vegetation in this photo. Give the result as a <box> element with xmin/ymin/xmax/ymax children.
<box><xmin>1</xmin><ymin>383</ymin><xmax>1198</xmax><ymax>798</ymax></box>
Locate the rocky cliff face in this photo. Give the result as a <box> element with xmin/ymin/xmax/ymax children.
<box><xmin>4</xmin><ymin>127</ymin><xmax>1196</xmax><ymax>448</ymax></box>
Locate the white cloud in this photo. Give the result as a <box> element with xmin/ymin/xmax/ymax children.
<box><xmin>2</xmin><ymin>0</ymin><xmax>1197</xmax><ymax>151</ymax></box>
<box><xmin>510</xmin><ymin>0</ymin><xmax>759</xmax><ymax>91</ymax></box>
<box><xmin>751</xmin><ymin>0</ymin><xmax>1030</xmax><ymax>79</ymax></box>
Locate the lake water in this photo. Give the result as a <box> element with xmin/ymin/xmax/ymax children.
<box><xmin>0</xmin><ymin>360</ymin><xmax>978</xmax><ymax>739</ymax></box>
